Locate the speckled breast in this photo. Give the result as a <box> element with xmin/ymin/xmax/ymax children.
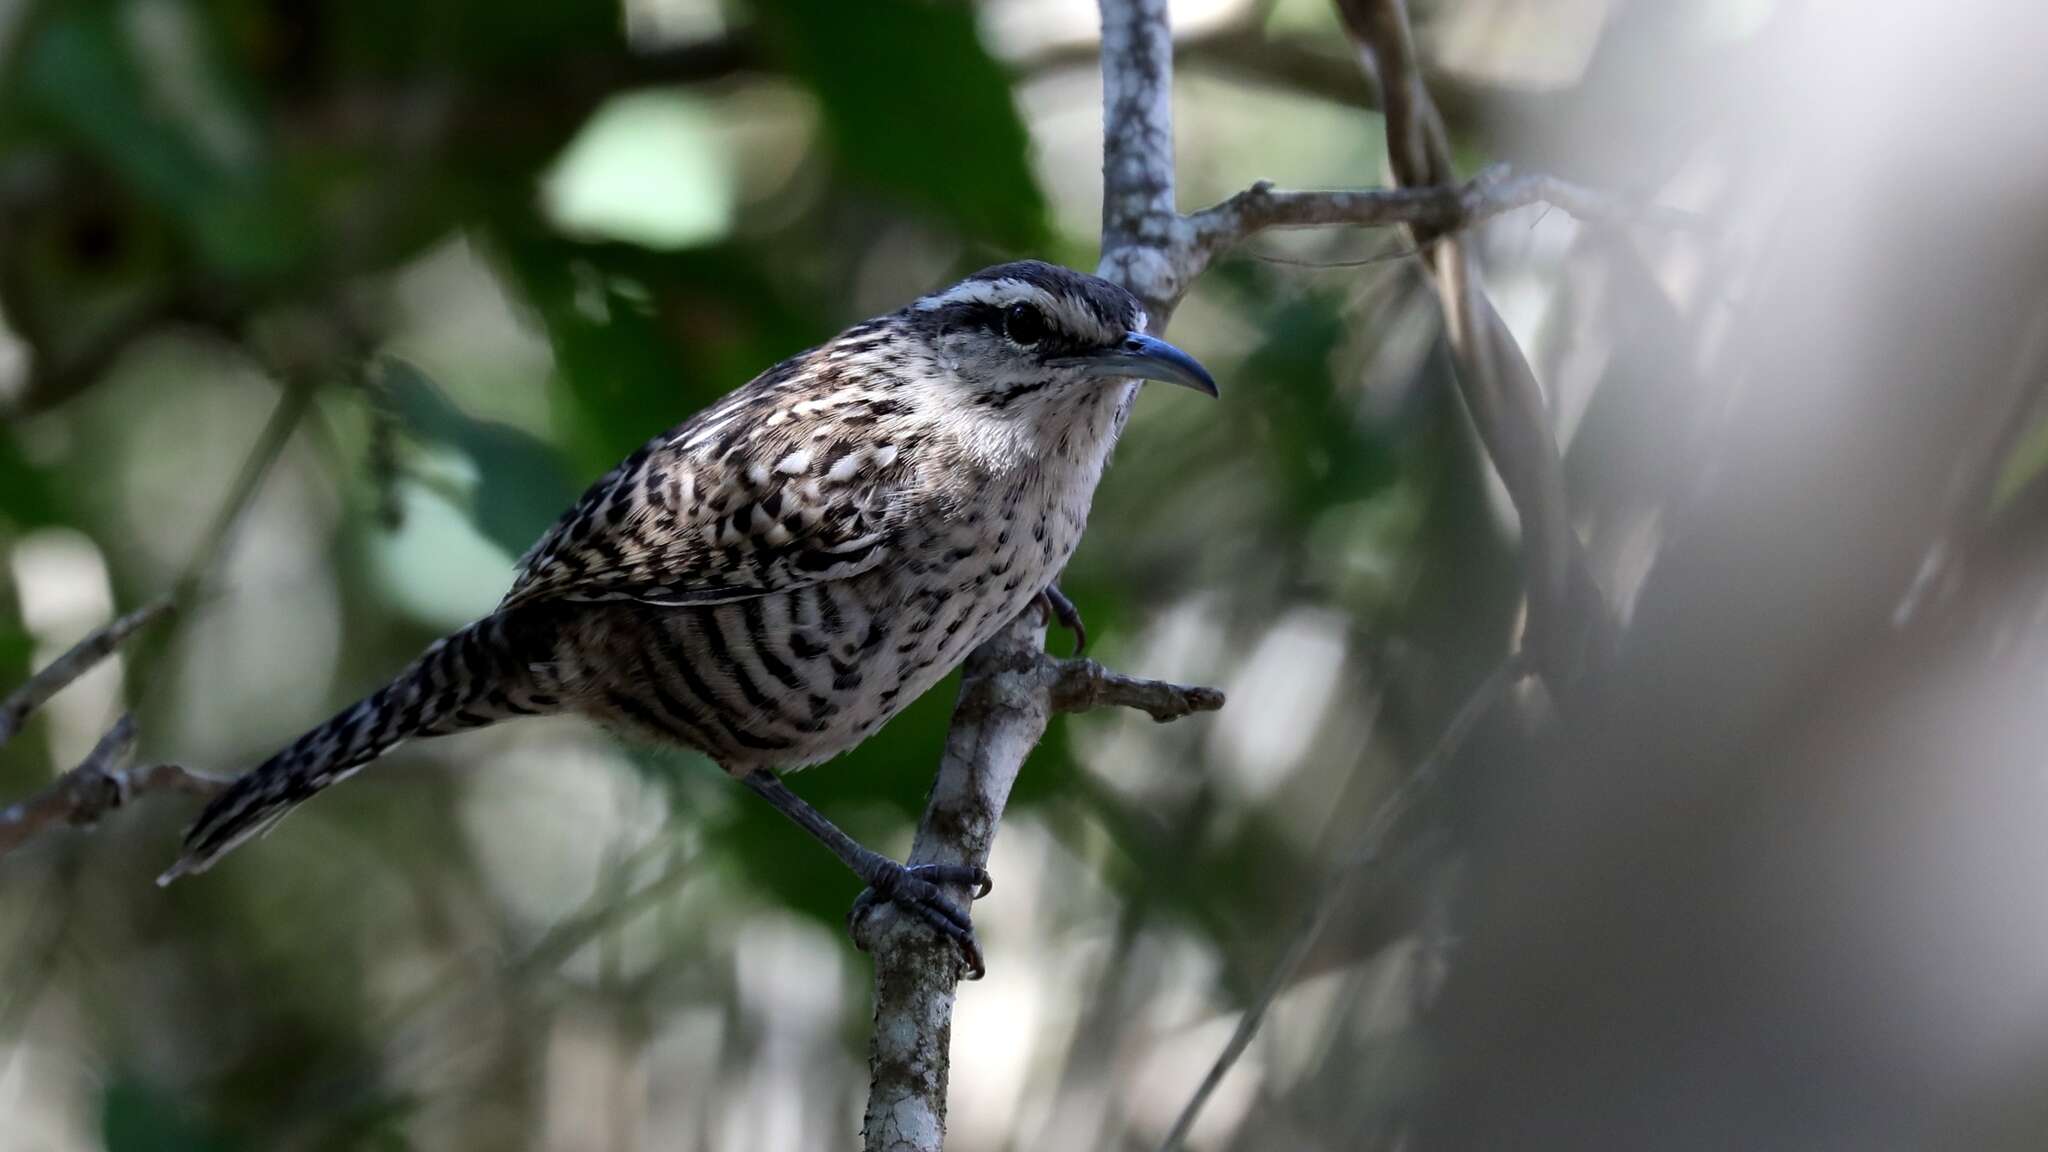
<box><xmin>571</xmin><ymin>469</ymin><xmax>1082</xmax><ymax>772</ymax></box>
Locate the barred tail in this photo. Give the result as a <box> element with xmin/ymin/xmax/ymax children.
<box><xmin>159</xmin><ymin>609</ymin><xmax>561</xmax><ymax>884</ymax></box>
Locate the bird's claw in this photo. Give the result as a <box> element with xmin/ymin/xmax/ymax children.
<box><xmin>849</xmin><ymin>862</ymin><xmax>993</xmax><ymax>979</ymax></box>
<box><xmin>1038</xmin><ymin>585</ymin><xmax>1087</xmax><ymax>656</ymax></box>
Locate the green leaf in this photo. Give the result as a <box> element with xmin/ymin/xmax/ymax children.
<box><xmin>760</xmin><ymin>0</ymin><xmax>1048</xmax><ymax>249</ymax></box>
<box><xmin>379</xmin><ymin>357</ymin><xmax>579</xmax><ymax>556</ymax></box>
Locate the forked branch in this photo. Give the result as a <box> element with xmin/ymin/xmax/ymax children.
<box><xmin>0</xmin><ymin>378</ymin><xmax>314</xmax><ymax>861</ymax></box>
<box><xmin>0</xmin><ymin>713</ymin><xmax>227</xmax><ymax>858</ymax></box>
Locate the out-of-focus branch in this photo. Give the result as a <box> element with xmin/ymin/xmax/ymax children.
<box><xmin>173</xmin><ymin>377</ymin><xmax>318</xmax><ymax>603</ymax></box>
<box><xmin>1156</xmin><ymin>0</ymin><xmax>1633</xmax><ymax>1142</ymax></box>
<box><xmin>0</xmin><ymin>365</ymin><xmax>316</xmax><ymax>861</ymax></box>
<box><xmin>1894</xmin><ymin>304</ymin><xmax>2048</xmax><ymax>626</ymax></box>
<box><xmin>1156</xmin><ymin>658</ymin><xmax>1520</xmax><ymax>1151</ymax></box>
<box><xmin>1184</xmin><ymin>165</ymin><xmax>1697</xmax><ymax>270</ymax></box>
<box><xmin>0</xmin><ymin>714</ymin><xmax>227</xmax><ymax>858</ymax></box>
<box><xmin>5</xmin><ymin>303</ymin><xmax>227</xmax><ymax>420</ymax></box>
<box><xmin>0</xmin><ymin>600</ymin><xmax>171</xmax><ymax>748</ymax></box>
<box><xmin>1336</xmin><ymin>0</ymin><xmax>1608</xmax><ymax>689</ymax></box>
<box><xmin>516</xmin><ymin>847</ymin><xmax>699</xmax><ymax>979</ymax></box>
<box><xmin>1015</xmin><ymin>18</ymin><xmax>1520</xmax><ymax>124</ymax></box>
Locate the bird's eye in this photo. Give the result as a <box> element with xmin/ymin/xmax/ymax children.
<box><xmin>1003</xmin><ymin>303</ymin><xmax>1049</xmax><ymax>347</ymax></box>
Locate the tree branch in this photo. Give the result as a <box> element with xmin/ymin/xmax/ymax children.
<box><xmin>1155</xmin><ymin>1</ymin><xmax>1629</xmax><ymax>1141</ymax></box>
<box><xmin>1097</xmin><ymin>0</ymin><xmax>1186</xmax><ymax>322</ymax></box>
<box><xmin>859</xmin><ymin>613</ymin><xmax>1223</xmax><ymax>1151</ymax></box>
<box><xmin>1184</xmin><ymin>165</ymin><xmax>1699</xmax><ymax>262</ymax></box>
<box><xmin>1156</xmin><ymin>658</ymin><xmax>1521</xmax><ymax>1150</ymax></box>
<box><xmin>0</xmin><ymin>714</ymin><xmax>227</xmax><ymax>858</ymax></box>
<box><xmin>1050</xmin><ymin>657</ymin><xmax>1224</xmax><ymax>722</ymax></box>
<box><xmin>0</xmin><ymin>599</ymin><xmax>172</xmax><ymax>748</ymax></box>
<box><xmin>1335</xmin><ymin>0</ymin><xmax>1610</xmax><ymax>689</ymax></box>
<box><xmin>858</xmin><ymin>612</ymin><xmax>1051</xmax><ymax>1152</ymax></box>
<box><xmin>0</xmin><ymin>369</ymin><xmax>315</xmax><ymax>860</ymax></box>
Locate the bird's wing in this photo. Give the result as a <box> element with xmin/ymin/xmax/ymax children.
<box><xmin>500</xmin><ymin>368</ymin><xmax>924</xmax><ymax>612</ymax></box>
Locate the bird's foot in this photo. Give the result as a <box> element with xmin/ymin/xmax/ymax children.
<box><xmin>1037</xmin><ymin>585</ymin><xmax>1087</xmax><ymax>655</ymax></box>
<box><xmin>849</xmin><ymin>862</ymin><xmax>993</xmax><ymax>979</ymax></box>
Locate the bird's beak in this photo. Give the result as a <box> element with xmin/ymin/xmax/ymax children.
<box><xmin>1055</xmin><ymin>332</ymin><xmax>1220</xmax><ymax>397</ymax></box>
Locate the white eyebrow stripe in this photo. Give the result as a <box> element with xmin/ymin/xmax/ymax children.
<box><xmin>911</xmin><ymin>279</ymin><xmax>1052</xmax><ymax>311</ymax></box>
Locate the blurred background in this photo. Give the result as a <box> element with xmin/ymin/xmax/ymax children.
<box><xmin>8</xmin><ymin>0</ymin><xmax>2048</xmax><ymax>1149</ymax></box>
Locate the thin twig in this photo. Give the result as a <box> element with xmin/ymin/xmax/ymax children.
<box><xmin>0</xmin><ymin>600</ymin><xmax>173</xmax><ymax>749</ymax></box>
<box><xmin>515</xmin><ymin>849</ymin><xmax>699</xmax><ymax>978</ymax></box>
<box><xmin>0</xmin><ymin>371</ymin><xmax>317</xmax><ymax>862</ymax></box>
<box><xmin>1157</xmin><ymin>658</ymin><xmax>1522</xmax><ymax>1152</ymax></box>
<box><xmin>0</xmin><ymin>714</ymin><xmax>229</xmax><ymax>858</ymax></box>
<box><xmin>172</xmin><ymin>379</ymin><xmax>317</xmax><ymax>604</ymax></box>
<box><xmin>1050</xmin><ymin>658</ymin><xmax>1225</xmax><ymax>722</ymax></box>
<box><xmin>1185</xmin><ymin>166</ymin><xmax>1699</xmax><ymax>263</ymax></box>
<box><xmin>1334</xmin><ymin>0</ymin><xmax>1608</xmax><ymax>689</ymax></box>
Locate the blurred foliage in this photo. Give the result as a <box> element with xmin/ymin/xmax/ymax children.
<box><xmin>0</xmin><ymin>0</ymin><xmax>1538</xmax><ymax>1148</ymax></box>
<box><xmin>381</xmin><ymin>356</ymin><xmax>578</xmax><ymax>556</ymax></box>
<box><xmin>102</xmin><ymin>1078</ymin><xmax>234</xmax><ymax>1152</ymax></box>
<box><xmin>760</xmin><ymin>0</ymin><xmax>1047</xmax><ymax>250</ymax></box>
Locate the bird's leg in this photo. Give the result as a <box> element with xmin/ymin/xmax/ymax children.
<box><xmin>741</xmin><ymin>768</ymin><xmax>993</xmax><ymax>978</ymax></box>
<box><xmin>1037</xmin><ymin>584</ymin><xmax>1087</xmax><ymax>655</ymax></box>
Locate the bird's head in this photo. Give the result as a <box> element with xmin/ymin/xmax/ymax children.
<box><xmin>895</xmin><ymin>261</ymin><xmax>1217</xmax><ymax>423</ymax></box>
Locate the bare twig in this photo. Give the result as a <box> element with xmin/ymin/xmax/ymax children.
<box><xmin>0</xmin><ymin>370</ymin><xmax>316</xmax><ymax>862</ymax></box>
<box><xmin>1051</xmin><ymin>658</ymin><xmax>1225</xmax><ymax>722</ymax></box>
<box><xmin>1157</xmin><ymin>658</ymin><xmax>1522</xmax><ymax>1151</ymax></box>
<box><xmin>0</xmin><ymin>714</ymin><xmax>228</xmax><ymax>858</ymax></box>
<box><xmin>1336</xmin><ymin>0</ymin><xmax>1608</xmax><ymax>689</ymax></box>
<box><xmin>515</xmin><ymin>848</ymin><xmax>699</xmax><ymax>978</ymax></box>
<box><xmin>0</xmin><ymin>600</ymin><xmax>172</xmax><ymax>749</ymax></box>
<box><xmin>1155</xmin><ymin>2</ymin><xmax>1632</xmax><ymax>1139</ymax></box>
<box><xmin>1185</xmin><ymin>165</ymin><xmax>1699</xmax><ymax>263</ymax></box>
<box><xmin>171</xmin><ymin>378</ymin><xmax>317</xmax><ymax>604</ymax></box>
